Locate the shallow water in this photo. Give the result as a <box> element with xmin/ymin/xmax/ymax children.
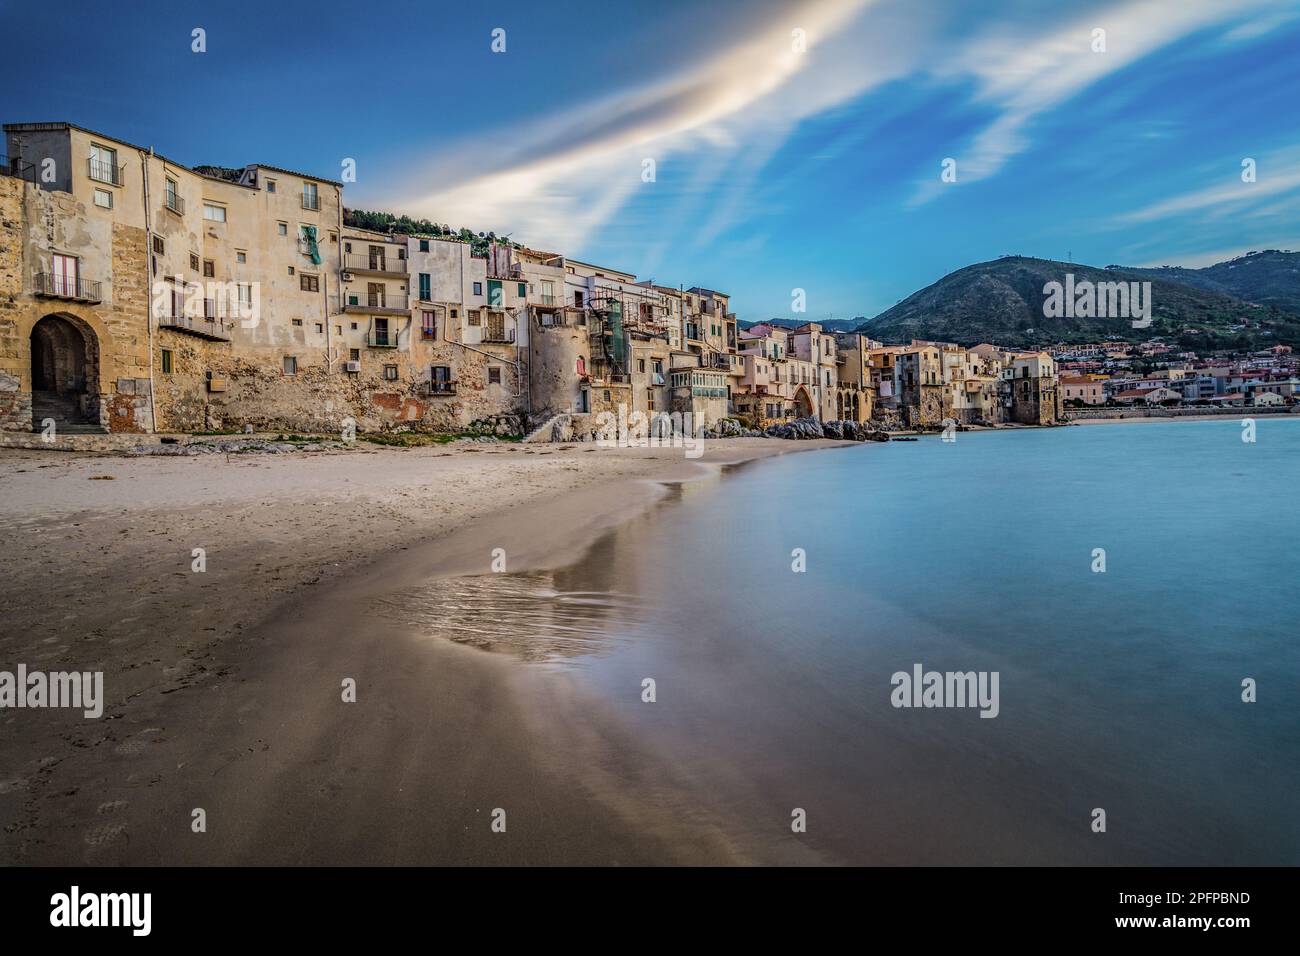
<box><xmin>401</xmin><ymin>420</ymin><xmax>1300</xmax><ymax>864</ymax></box>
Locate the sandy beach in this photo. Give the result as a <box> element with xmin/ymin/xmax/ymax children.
<box><xmin>0</xmin><ymin>437</ymin><xmax>850</xmax><ymax>865</ymax></box>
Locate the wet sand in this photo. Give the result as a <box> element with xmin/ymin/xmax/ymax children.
<box><xmin>0</xmin><ymin>437</ymin><xmax>849</xmax><ymax>864</ymax></box>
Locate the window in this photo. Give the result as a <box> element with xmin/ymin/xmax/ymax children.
<box><xmin>152</xmin><ymin>235</ymin><xmax>165</xmax><ymax>255</ymax></box>
<box><xmin>203</xmin><ymin>260</ymin><xmax>214</xmax><ymax>278</ymax></box>
<box><xmin>161</xmin><ymin>349</ymin><xmax>173</xmax><ymax>375</ymax></box>
<box><xmin>335</xmin><ymin>325</ymin><xmax>342</xmax><ymax>334</ymax></box>
<box><xmin>300</xmin><ymin>273</ymin><xmax>319</xmax><ymax>292</ymax></box>
<box><xmin>450</xmin><ymin>308</ymin><xmax>459</xmax><ymax>319</ymax></box>
<box><xmin>202</xmin><ymin>203</ymin><xmax>226</xmax><ymax>222</ymax></box>
<box><xmin>653</xmin><ymin>359</ymin><xmax>663</xmax><ymax>375</ymax></box>
<box><xmin>487</xmin><ymin>279</ymin><xmax>503</xmax><ymax>308</ymax></box>
<box><xmin>292</xmin><ymin>319</ymin><xmax>303</xmax><ymax>327</ymax></box>
<box><xmin>189</xmin><ymin>253</ymin><xmax>200</xmax><ymax>271</ymax></box>
<box><xmin>350</xmin><ymin>322</ymin><xmax>358</xmax><ymax>330</ymax></box>
<box><xmin>422</xmin><ymin>310</ymin><xmax>437</xmax><ymax>339</ymax></box>
<box><xmin>288</xmin><ymin>266</ymin><xmax>295</xmax><ymax>275</ymax></box>
<box><xmin>278</xmin><ymin>222</ymin><xmax>288</xmax><ymax>236</ymax></box>
<box><xmin>638</xmin><ymin>359</ymin><xmax>646</xmax><ymax>373</ymax></box>
<box><xmin>472</xmin><ymin>282</ymin><xmax>483</xmax><ymax>296</ymax></box>
<box><xmin>488</xmin><ymin>367</ymin><xmax>501</xmax><ymax>385</ymax></box>
<box><xmin>283</xmin><ymin>356</ymin><xmax>297</xmax><ymax>375</ymax></box>
<box><xmin>93</xmin><ymin>188</ymin><xmax>112</xmax><ymax>209</ymax></box>
<box><xmin>89</xmin><ymin>144</ymin><xmax>119</xmax><ymax>185</ymax></box>
<box><xmin>236</xmin><ymin>251</ymin><xmax>246</xmax><ymax>264</ymax></box>
<box><xmin>383</xmin><ymin>364</ymin><xmax>398</xmax><ymax>381</ymax></box>
<box><xmin>302</xmin><ymin>182</ymin><xmax>319</xmax><ymax>210</ymax></box>
<box><xmin>418</xmin><ymin>273</ymin><xmax>431</xmax><ymax>301</ymax></box>
<box><xmin>350</xmin><ymin>349</ymin><xmax>360</xmax><ymax>362</ymax></box>
<box><xmin>329</xmin><ymin>233</ymin><xmax>337</xmax><ymax>244</ymax></box>
<box><xmin>266</xmin><ymin>179</ymin><xmax>277</xmax><ymax>193</ymax></box>
<box><xmin>419</xmin><ymin>239</ymin><xmax>429</xmax><ymax>252</ymax></box>
<box><xmin>468</xmin><ymin>310</ymin><xmax>481</xmax><ymax>327</ymax></box>
<box><xmin>315</xmin><ymin>323</ymin><xmax>324</xmax><ymax>334</ymax></box>
<box><xmin>517</xmin><ymin>282</ymin><xmax>526</xmax><ymax>298</ymax></box>
<box><xmin>237</xmin><ymin>283</ymin><xmax>252</xmax><ymax>309</ymax></box>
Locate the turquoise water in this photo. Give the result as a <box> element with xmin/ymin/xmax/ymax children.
<box><xmin>400</xmin><ymin>419</ymin><xmax>1300</xmax><ymax>862</ymax></box>
<box><xmin>535</xmin><ymin>419</ymin><xmax>1300</xmax><ymax>864</ymax></box>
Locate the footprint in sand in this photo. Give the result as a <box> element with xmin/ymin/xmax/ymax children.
<box><xmin>114</xmin><ymin>728</ymin><xmax>163</xmax><ymax>755</ymax></box>
<box><xmin>83</xmin><ymin>821</ymin><xmax>129</xmax><ymax>847</ymax></box>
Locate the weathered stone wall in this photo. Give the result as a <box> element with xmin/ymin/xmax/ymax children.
<box><xmin>0</xmin><ymin>178</ymin><xmax>27</xmax><ymax>429</ymax></box>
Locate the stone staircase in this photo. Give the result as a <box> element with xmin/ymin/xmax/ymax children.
<box><xmin>31</xmin><ymin>390</ymin><xmax>104</xmax><ymax>434</ymax></box>
<box><xmin>522</xmin><ymin>412</ymin><xmax>569</xmax><ymax>443</ymax></box>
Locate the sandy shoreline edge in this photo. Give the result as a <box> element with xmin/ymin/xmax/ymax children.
<box><xmin>0</xmin><ymin>437</ymin><xmax>855</xmax><ymax>864</ymax></box>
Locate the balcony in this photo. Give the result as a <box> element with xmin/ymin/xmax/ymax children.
<box><xmin>164</xmin><ymin>192</ymin><xmax>185</xmax><ymax>215</ymax></box>
<box><xmin>343</xmin><ymin>253</ymin><xmax>407</xmax><ymax>276</ymax></box>
<box><xmin>481</xmin><ymin>328</ymin><xmax>515</xmax><ymax>344</ymax></box>
<box><xmin>426</xmin><ymin>380</ymin><xmax>457</xmax><ymax>396</ymax></box>
<box><xmin>34</xmin><ymin>272</ymin><xmax>102</xmax><ymax>304</ymax></box>
<box><xmin>0</xmin><ymin>155</ymin><xmax>37</xmax><ymax>183</ymax></box>
<box><xmin>366</xmin><ymin>331</ymin><xmax>399</xmax><ymax>348</ymax></box>
<box><xmin>344</xmin><ymin>292</ymin><xmax>409</xmax><ymax>314</ymax></box>
<box><xmin>88</xmin><ymin>158</ymin><xmax>124</xmax><ymax>187</ymax></box>
<box><xmin>302</xmin><ymin>193</ymin><xmax>321</xmax><ymax>211</ymax></box>
<box><xmin>158</xmin><ymin>312</ymin><xmax>233</xmax><ymax>342</ymax></box>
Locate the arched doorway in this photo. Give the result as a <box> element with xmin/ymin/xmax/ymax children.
<box><xmin>30</xmin><ymin>314</ymin><xmax>102</xmax><ymax>432</ymax></box>
<box><xmin>792</xmin><ymin>385</ymin><xmax>814</xmax><ymax>418</ymax></box>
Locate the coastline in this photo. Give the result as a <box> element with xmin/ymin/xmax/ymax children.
<box><xmin>0</xmin><ymin>436</ymin><xmax>855</xmax><ymax>864</ymax></box>
<box><xmin>1067</xmin><ymin>412</ymin><xmax>1298</xmax><ymax>425</ymax></box>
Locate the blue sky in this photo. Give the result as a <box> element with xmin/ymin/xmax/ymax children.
<box><xmin>3</xmin><ymin>0</ymin><xmax>1298</xmax><ymax>323</ymax></box>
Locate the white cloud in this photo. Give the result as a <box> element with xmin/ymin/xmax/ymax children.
<box><xmin>1119</xmin><ymin>146</ymin><xmax>1300</xmax><ymax>223</ymax></box>
<box><xmin>910</xmin><ymin>0</ymin><xmax>1295</xmax><ymax>204</ymax></box>
<box><xmin>377</xmin><ymin>0</ymin><xmax>882</xmax><ymax>256</ymax></box>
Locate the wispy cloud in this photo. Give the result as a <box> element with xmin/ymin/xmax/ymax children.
<box><xmin>909</xmin><ymin>0</ymin><xmax>1294</xmax><ymax>204</ymax></box>
<box><xmin>377</xmin><ymin>0</ymin><xmax>880</xmax><ymax>253</ymax></box>
<box><xmin>1119</xmin><ymin>145</ymin><xmax>1300</xmax><ymax>223</ymax></box>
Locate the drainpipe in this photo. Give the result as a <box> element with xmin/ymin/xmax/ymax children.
<box><xmin>330</xmin><ymin>186</ymin><xmax>343</xmax><ymax>371</ymax></box>
<box><xmin>140</xmin><ymin>148</ymin><xmax>157</xmax><ymax>433</ymax></box>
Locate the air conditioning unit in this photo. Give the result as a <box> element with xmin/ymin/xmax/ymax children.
<box><xmin>341</xmin><ymin>272</ymin><xmax>353</xmax><ymax>282</ymax></box>
<box><xmin>344</xmin><ymin>361</ymin><xmax>361</xmax><ymax>373</ymax></box>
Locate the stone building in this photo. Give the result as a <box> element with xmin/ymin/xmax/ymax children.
<box><xmin>1001</xmin><ymin>351</ymin><xmax>1063</xmax><ymax>425</ymax></box>
<box><xmin>894</xmin><ymin>342</ymin><xmax>945</xmax><ymax>428</ymax></box>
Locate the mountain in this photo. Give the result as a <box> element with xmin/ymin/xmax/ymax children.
<box><xmin>738</xmin><ymin>317</ymin><xmax>863</xmax><ymax>333</ymax></box>
<box><xmin>1115</xmin><ymin>249</ymin><xmax>1300</xmax><ymax>316</ymax></box>
<box><xmin>857</xmin><ymin>255</ymin><xmax>1300</xmax><ymax>349</ymax></box>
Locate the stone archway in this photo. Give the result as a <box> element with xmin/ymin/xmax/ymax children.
<box><xmin>30</xmin><ymin>313</ymin><xmax>103</xmax><ymax>432</ymax></box>
<box><xmin>792</xmin><ymin>385</ymin><xmax>814</xmax><ymax>418</ymax></box>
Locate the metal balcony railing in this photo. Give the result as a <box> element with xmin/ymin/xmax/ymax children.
<box><xmin>34</xmin><ymin>272</ymin><xmax>102</xmax><ymax>303</ymax></box>
<box><xmin>481</xmin><ymin>328</ymin><xmax>515</xmax><ymax>344</ymax></box>
<box><xmin>343</xmin><ymin>253</ymin><xmax>407</xmax><ymax>274</ymax></box>
<box><xmin>0</xmin><ymin>155</ymin><xmax>37</xmax><ymax>183</ymax></box>
<box><xmin>426</xmin><ymin>380</ymin><xmax>456</xmax><ymax>395</ymax></box>
<box><xmin>88</xmin><ymin>158</ymin><xmax>124</xmax><ymax>186</ymax></box>
<box><xmin>345</xmin><ymin>293</ymin><xmax>409</xmax><ymax>312</ymax></box>
<box><xmin>366</xmin><ymin>331</ymin><xmax>399</xmax><ymax>348</ymax></box>
<box><xmin>165</xmin><ymin>192</ymin><xmax>185</xmax><ymax>215</ymax></box>
<box><xmin>158</xmin><ymin>312</ymin><xmax>234</xmax><ymax>342</ymax></box>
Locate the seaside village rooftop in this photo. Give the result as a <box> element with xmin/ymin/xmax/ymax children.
<box><xmin>0</xmin><ymin>121</ymin><xmax>1070</xmax><ymax>439</ymax></box>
